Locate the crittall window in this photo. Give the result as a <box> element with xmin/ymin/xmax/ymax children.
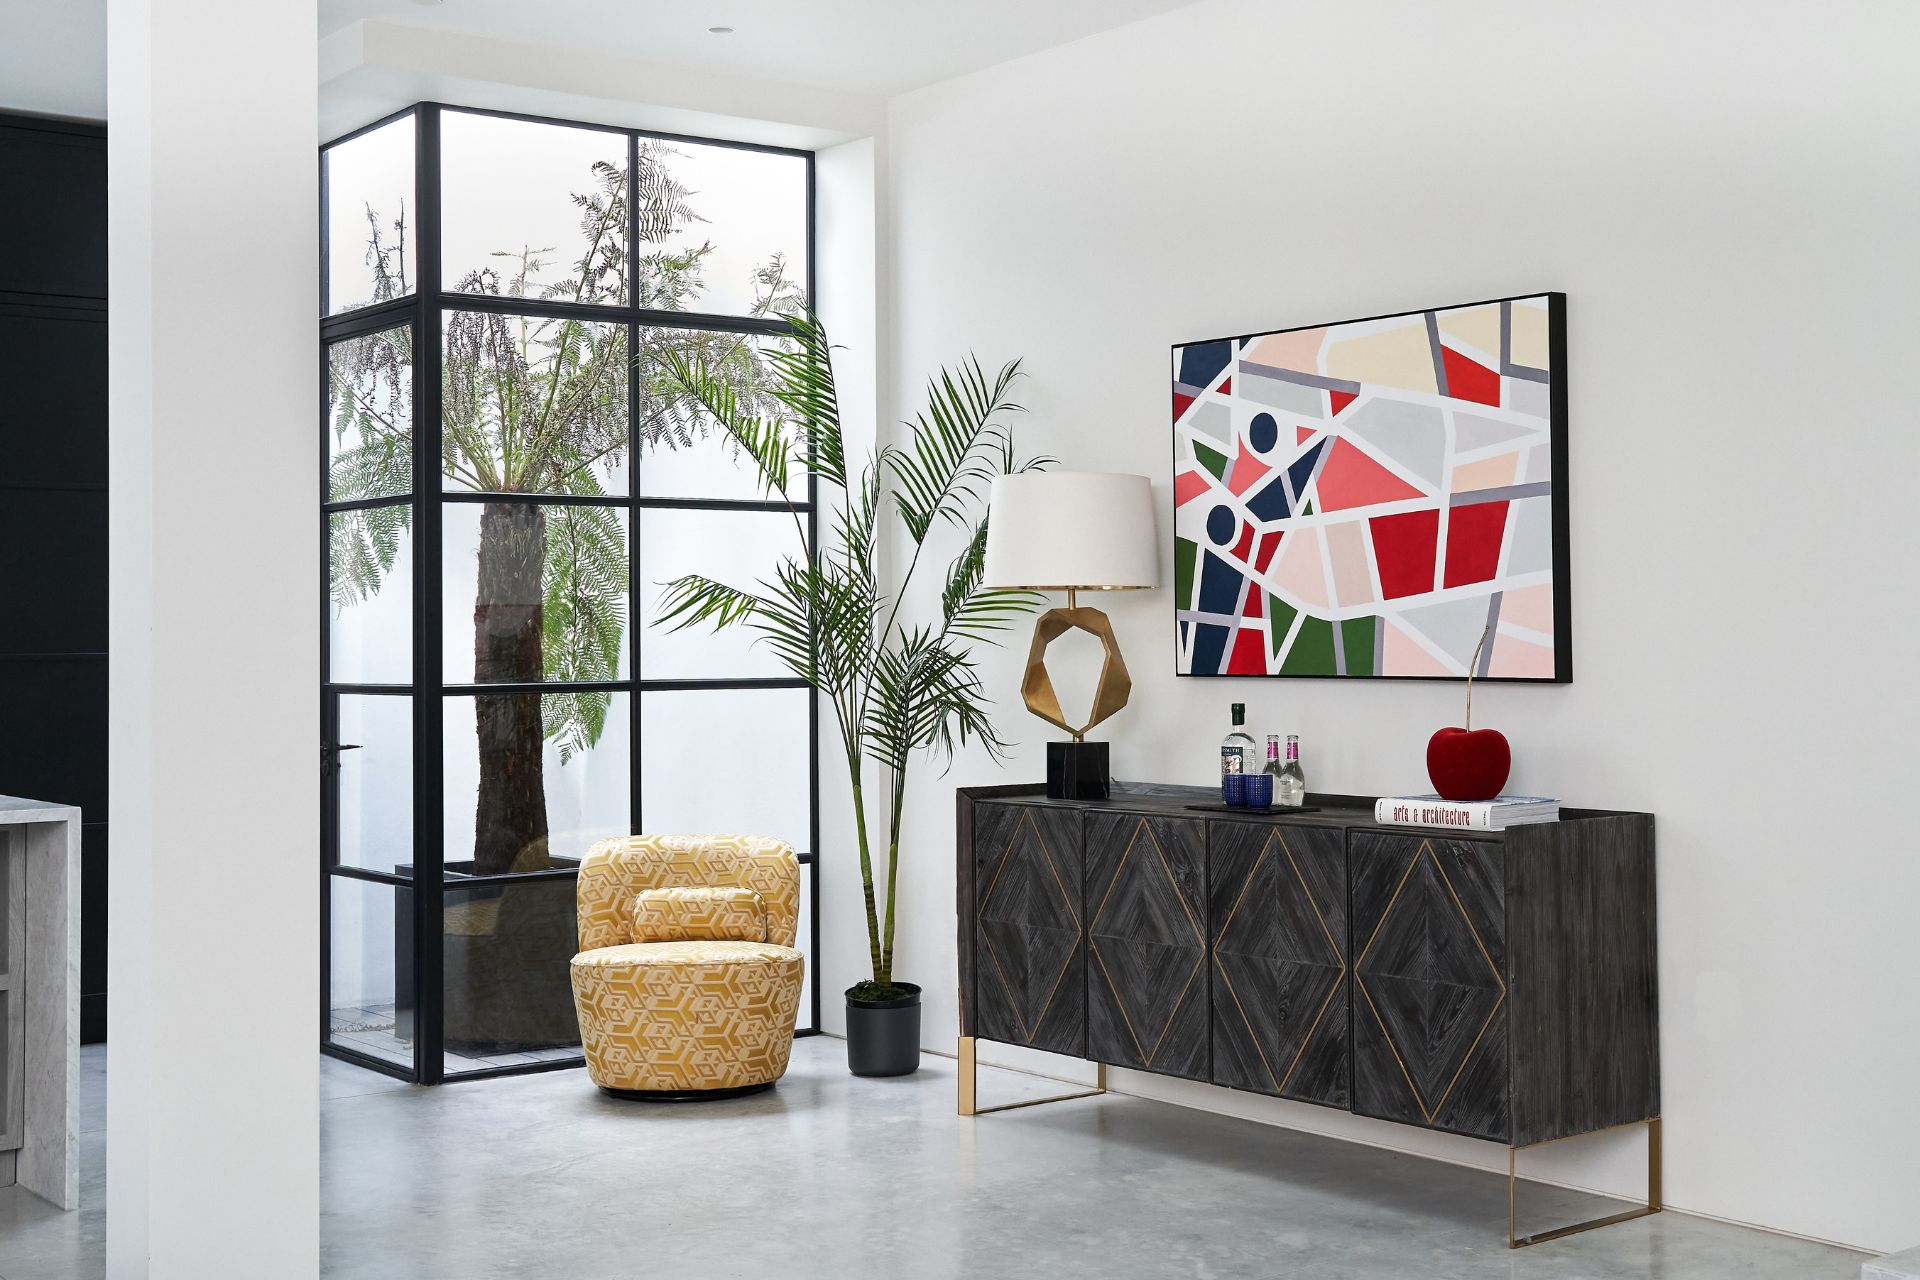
<box><xmin>319</xmin><ymin>104</ymin><xmax>818</xmax><ymax>1083</ymax></box>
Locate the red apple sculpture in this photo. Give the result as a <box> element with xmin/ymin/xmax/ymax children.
<box><xmin>1426</xmin><ymin>626</ymin><xmax>1510</xmax><ymax>801</ymax></box>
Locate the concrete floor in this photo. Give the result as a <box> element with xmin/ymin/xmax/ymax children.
<box><xmin>0</xmin><ymin>1040</ymin><xmax>1869</xmax><ymax>1279</ymax></box>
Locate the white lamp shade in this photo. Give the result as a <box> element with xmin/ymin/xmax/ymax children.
<box><xmin>982</xmin><ymin>472</ymin><xmax>1159</xmax><ymax>591</ymax></box>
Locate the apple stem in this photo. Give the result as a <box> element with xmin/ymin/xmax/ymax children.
<box><xmin>1465</xmin><ymin>623</ymin><xmax>1492</xmax><ymax>731</ymax></box>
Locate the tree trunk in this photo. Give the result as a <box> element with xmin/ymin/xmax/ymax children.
<box><xmin>472</xmin><ymin>501</ymin><xmax>548</xmax><ymax>877</ymax></box>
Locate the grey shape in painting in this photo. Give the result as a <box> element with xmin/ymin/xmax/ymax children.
<box><xmin>1344</xmin><ymin>397</ymin><xmax>1446</xmax><ymax>489</ymax></box>
<box><xmin>1187</xmin><ymin>400</ymin><xmax>1232</xmax><ymax>445</ymax></box>
<box><xmin>1453</xmin><ymin>411</ymin><xmax>1541</xmax><ymax>454</ymax></box>
<box><xmin>1397</xmin><ymin>593</ymin><xmax>1499</xmax><ymax>670</ymax></box>
<box><xmin>1505</xmin><ymin>377</ymin><xmax>1551</xmax><ymax>420</ymax></box>
<box><xmin>1236</xmin><ymin>370</ymin><xmax>1324</xmax><ymax>419</ymax></box>
<box><xmin>1507</xmin><ymin>495</ymin><xmax>1554</xmax><ymax>575</ymax></box>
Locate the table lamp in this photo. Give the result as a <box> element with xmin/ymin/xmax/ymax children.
<box><xmin>982</xmin><ymin>472</ymin><xmax>1158</xmax><ymax>799</ymax></box>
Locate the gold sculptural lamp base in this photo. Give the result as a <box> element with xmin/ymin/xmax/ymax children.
<box><xmin>1020</xmin><ymin>589</ymin><xmax>1133</xmax><ymax>743</ymax></box>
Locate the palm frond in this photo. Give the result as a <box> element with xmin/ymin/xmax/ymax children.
<box><xmin>887</xmin><ymin>356</ymin><xmax>1025</xmax><ymax>546</ymax></box>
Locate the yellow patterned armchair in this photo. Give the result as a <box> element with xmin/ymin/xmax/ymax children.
<box><xmin>570</xmin><ymin>834</ymin><xmax>805</xmax><ymax>1099</ymax></box>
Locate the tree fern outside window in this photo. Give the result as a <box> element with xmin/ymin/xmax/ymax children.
<box><xmin>319</xmin><ymin>105</ymin><xmax>817</xmax><ymax>1084</ymax></box>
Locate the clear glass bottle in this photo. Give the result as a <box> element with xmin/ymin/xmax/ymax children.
<box><xmin>1263</xmin><ymin>733</ymin><xmax>1283</xmax><ymax>778</ymax></box>
<box><xmin>1220</xmin><ymin>703</ymin><xmax>1256</xmax><ymax>778</ymax></box>
<box><xmin>1276</xmin><ymin>733</ymin><xmax>1307</xmax><ymax>807</ymax></box>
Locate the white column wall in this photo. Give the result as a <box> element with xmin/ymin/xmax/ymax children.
<box><xmin>107</xmin><ymin>0</ymin><xmax>319</xmax><ymax>1274</ymax></box>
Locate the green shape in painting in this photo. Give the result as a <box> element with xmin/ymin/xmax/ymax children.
<box><xmin>1194</xmin><ymin>442</ymin><xmax>1229</xmax><ymax>482</ymax></box>
<box><xmin>1301</xmin><ymin>497</ymin><xmax>1316</xmax><ymax>516</ymax></box>
<box><xmin>1174</xmin><ymin>537</ymin><xmax>1198</xmax><ymax>608</ymax></box>
<box><xmin>1280</xmin><ymin>613</ymin><xmax>1337</xmax><ymax>676</ymax></box>
<box><xmin>1267</xmin><ymin>595</ymin><xmax>1298</xmax><ymax>655</ymax></box>
<box><xmin>1341</xmin><ymin>615</ymin><xmax>1377</xmax><ymax>676</ymax></box>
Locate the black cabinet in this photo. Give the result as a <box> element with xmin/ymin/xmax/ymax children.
<box><xmin>958</xmin><ymin>785</ymin><xmax>1658</xmax><ymax>1153</ymax></box>
<box><xmin>1084</xmin><ymin>812</ymin><xmax>1209</xmax><ymax>1080</ymax></box>
<box><xmin>1209</xmin><ymin>822</ymin><xmax>1348</xmax><ymax>1108</ymax></box>
<box><xmin>969</xmin><ymin>800</ymin><xmax>1086</xmax><ymax>1057</ymax></box>
<box><xmin>1350</xmin><ymin>832</ymin><xmax>1509</xmax><ymax>1140</ymax></box>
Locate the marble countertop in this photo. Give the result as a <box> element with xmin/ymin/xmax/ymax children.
<box><xmin>0</xmin><ymin>796</ymin><xmax>81</xmax><ymax>823</ymax></box>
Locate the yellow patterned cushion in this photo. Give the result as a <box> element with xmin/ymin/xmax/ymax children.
<box><xmin>576</xmin><ymin>834</ymin><xmax>800</xmax><ymax>951</ymax></box>
<box><xmin>629</xmin><ymin>886</ymin><xmax>767</xmax><ymax>943</ymax></box>
<box><xmin>570</xmin><ymin>941</ymin><xmax>804</xmax><ymax>1092</ymax></box>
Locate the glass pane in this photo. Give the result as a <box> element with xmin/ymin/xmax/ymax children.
<box><xmin>643</xmin><ymin>139</ymin><xmax>807</xmax><ymax>317</ymax></box>
<box><xmin>328</xmin><ymin>876</ymin><xmax>412</xmax><ymax>1071</ymax></box>
<box><xmin>444</xmin><ymin>691</ymin><xmax>631</xmax><ymax>875</ymax></box>
<box><xmin>639</xmin><ymin>508</ymin><xmax>798</xmax><ymax>680</ymax></box>
<box><xmin>442</xmin><ymin>311</ymin><xmax>629</xmax><ymax>496</ymax></box>
<box><xmin>337</xmin><ymin>694</ymin><xmax>412</xmax><ymax>874</ymax></box>
<box><xmin>639</xmin><ymin>687</ymin><xmax>809</xmax><ymax>849</ymax></box>
<box><xmin>635</xmin><ymin>329</ymin><xmax>805</xmax><ymax>502</ymax></box>
<box><xmin>442</xmin><ymin>503</ymin><xmax>631</xmax><ymax>685</ymax></box>
<box><xmin>795</xmin><ymin>860</ymin><xmax>815</xmax><ymax>1030</ymax></box>
<box><xmin>328</xmin><ymin>508</ymin><xmax>412</xmax><ymax>684</ymax></box>
<box><xmin>326</xmin><ymin>326</ymin><xmax>413</xmax><ymax>502</ymax></box>
<box><xmin>442</xmin><ymin>870</ymin><xmax>582</xmax><ymax>1070</ymax></box>
<box><xmin>441</xmin><ymin>111</ymin><xmax>628</xmax><ymax>306</ymax></box>
<box><xmin>324</xmin><ymin>113</ymin><xmax>415</xmax><ymax>315</ymax></box>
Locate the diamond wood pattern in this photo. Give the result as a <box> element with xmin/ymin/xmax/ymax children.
<box><xmin>1207</xmin><ymin>822</ymin><xmax>1349</xmax><ymax>1107</ymax></box>
<box><xmin>1351</xmin><ymin>832</ymin><xmax>1509</xmax><ymax>1141</ymax></box>
<box><xmin>1085</xmin><ymin>813</ymin><xmax>1209</xmax><ymax>1080</ymax></box>
<box><xmin>973</xmin><ymin>802</ymin><xmax>1086</xmax><ymax>1057</ymax></box>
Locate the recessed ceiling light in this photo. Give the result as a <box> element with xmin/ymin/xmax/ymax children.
<box><xmin>708</xmin><ymin>25</ymin><xmax>734</xmax><ymax>34</ymax></box>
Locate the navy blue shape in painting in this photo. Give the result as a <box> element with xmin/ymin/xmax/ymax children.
<box><xmin>1287</xmin><ymin>438</ymin><xmax>1328</xmax><ymax>506</ymax></box>
<box><xmin>1191</xmin><ymin>623</ymin><xmax>1230</xmax><ymax>675</ymax></box>
<box><xmin>1246</xmin><ymin>476</ymin><xmax>1291</xmax><ymax>523</ymax></box>
<box><xmin>1178</xmin><ymin>341</ymin><xmax>1232</xmax><ymax>392</ymax></box>
<box><xmin>1197</xmin><ymin>549</ymin><xmax>1243</xmax><ymax>616</ymax></box>
<box><xmin>1206</xmin><ymin>503</ymin><xmax>1237</xmax><ymax>547</ymax></box>
<box><xmin>1248</xmin><ymin>412</ymin><xmax>1278</xmax><ymax>455</ymax></box>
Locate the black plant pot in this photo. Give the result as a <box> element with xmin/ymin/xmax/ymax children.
<box><xmin>845</xmin><ymin>983</ymin><xmax>922</xmax><ymax>1077</ymax></box>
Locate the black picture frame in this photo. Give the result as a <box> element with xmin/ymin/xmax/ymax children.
<box><xmin>1169</xmin><ymin>291</ymin><xmax>1570</xmax><ymax>684</ymax></box>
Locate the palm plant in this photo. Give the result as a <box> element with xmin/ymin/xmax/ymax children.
<box><xmin>328</xmin><ymin>141</ymin><xmax>802</xmax><ymax>877</ymax></box>
<box><xmin>657</xmin><ymin>312</ymin><xmax>1050</xmax><ymax>995</ymax></box>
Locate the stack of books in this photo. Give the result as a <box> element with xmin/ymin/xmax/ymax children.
<box><xmin>1373</xmin><ymin>794</ymin><xmax>1560</xmax><ymax>831</ymax></box>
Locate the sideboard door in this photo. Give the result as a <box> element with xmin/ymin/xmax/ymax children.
<box><xmin>1084</xmin><ymin>812</ymin><xmax>1209</xmax><ymax>1081</ymax></box>
<box><xmin>1208</xmin><ymin>822</ymin><xmax>1349</xmax><ymax>1108</ymax></box>
<box><xmin>1349</xmin><ymin>831</ymin><xmax>1509</xmax><ymax>1141</ymax></box>
<box><xmin>972</xmin><ymin>802</ymin><xmax>1087</xmax><ymax>1057</ymax></box>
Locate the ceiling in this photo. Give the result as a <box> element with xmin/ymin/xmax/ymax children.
<box><xmin>316</xmin><ymin>0</ymin><xmax>1201</xmax><ymax>100</ymax></box>
<box><xmin>0</xmin><ymin>0</ymin><xmax>1200</xmax><ymax>125</ymax></box>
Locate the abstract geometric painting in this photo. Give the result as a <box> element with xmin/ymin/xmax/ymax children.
<box><xmin>1172</xmin><ymin>293</ymin><xmax>1569</xmax><ymax>681</ymax></box>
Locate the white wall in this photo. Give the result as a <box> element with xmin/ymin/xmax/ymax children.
<box><xmin>107</xmin><ymin>0</ymin><xmax>319</xmax><ymax>1273</ymax></box>
<box><xmin>882</xmin><ymin>0</ymin><xmax>1920</xmax><ymax>1253</ymax></box>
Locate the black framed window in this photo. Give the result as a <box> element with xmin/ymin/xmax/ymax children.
<box><xmin>319</xmin><ymin>104</ymin><xmax>819</xmax><ymax>1084</ymax></box>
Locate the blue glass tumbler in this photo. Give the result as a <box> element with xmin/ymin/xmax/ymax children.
<box><xmin>1244</xmin><ymin>773</ymin><xmax>1273</xmax><ymax>810</ymax></box>
<box><xmin>1222</xmin><ymin>773</ymin><xmax>1249</xmax><ymax>807</ymax></box>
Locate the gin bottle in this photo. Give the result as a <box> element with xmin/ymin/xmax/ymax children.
<box><xmin>1276</xmin><ymin>734</ymin><xmax>1307</xmax><ymax>807</ymax></box>
<box><xmin>1220</xmin><ymin>703</ymin><xmax>1256</xmax><ymax>778</ymax></box>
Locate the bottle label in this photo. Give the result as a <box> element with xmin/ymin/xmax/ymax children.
<box><xmin>1221</xmin><ymin>747</ymin><xmax>1245</xmax><ymax>775</ymax></box>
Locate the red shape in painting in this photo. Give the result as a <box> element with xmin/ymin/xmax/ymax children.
<box><xmin>1441</xmin><ymin>348</ymin><xmax>1500</xmax><ymax>407</ymax></box>
<box><xmin>1242</xmin><ymin>584</ymin><xmax>1263</xmax><ymax>618</ymax></box>
<box><xmin>1231</xmin><ymin>522</ymin><xmax>1256</xmax><ymax>563</ymax></box>
<box><xmin>1253</xmin><ymin>530</ymin><xmax>1284</xmax><ymax>574</ymax></box>
<box><xmin>1227</xmin><ymin>452</ymin><xmax>1271</xmax><ymax>496</ymax></box>
<box><xmin>1296</xmin><ymin>424</ymin><xmax>1317</xmax><ymax>446</ymax></box>
<box><xmin>1217</xmin><ymin>378</ymin><xmax>1231</xmax><ymax>396</ymax></box>
<box><xmin>1442</xmin><ymin>500</ymin><xmax>1509</xmax><ymax>588</ymax></box>
<box><xmin>1315</xmin><ymin>440</ymin><xmax>1424</xmax><ymax>511</ymax></box>
<box><xmin>1329</xmin><ymin>389</ymin><xmax>1358</xmax><ymax>417</ymax></box>
<box><xmin>1174</xmin><ymin>391</ymin><xmax>1198</xmax><ymax>421</ymax></box>
<box><xmin>1227</xmin><ymin>626</ymin><xmax>1267</xmax><ymax>675</ymax></box>
<box><xmin>1174</xmin><ymin>470</ymin><xmax>1211</xmax><ymax>508</ymax></box>
<box><xmin>1370</xmin><ymin>508</ymin><xmax>1440</xmax><ymax>599</ymax></box>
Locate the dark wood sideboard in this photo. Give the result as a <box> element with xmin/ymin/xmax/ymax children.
<box><xmin>955</xmin><ymin>781</ymin><xmax>1660</xmax><ymax>1247</ymax></box>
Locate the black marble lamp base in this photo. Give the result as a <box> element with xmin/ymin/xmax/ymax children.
<box><xmin>1046</xmin><ymin>740</ymin><xmax>1110</xmax><ymax>801</ymax></box>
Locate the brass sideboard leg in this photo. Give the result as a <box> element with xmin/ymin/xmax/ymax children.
<box><xmin>1508</xmin><ymin>1116</ymin><xmax>1663</xmax><ymax>1248</ymax></box>
<box><xmin>957</xmin><ymin>1035</ymin><xmax>1107</xmax><ymax>1117</ymax></box>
